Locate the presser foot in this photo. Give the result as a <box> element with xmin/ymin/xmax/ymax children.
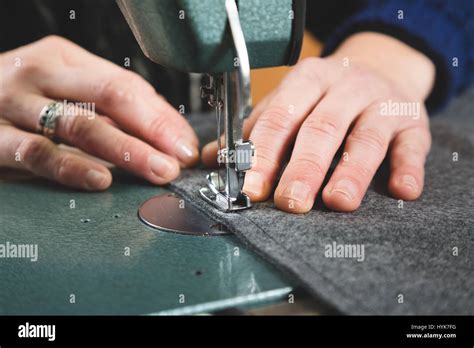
<box><xmin>199</xmin><ymin>172</ymin><xmax>252</xmax><ymax>212</ymax></box>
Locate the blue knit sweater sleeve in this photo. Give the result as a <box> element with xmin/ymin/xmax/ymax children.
<box><xmin>320</xmin><ymin>0</ymin><xmax>474</xmax><ymax>112</ymax></box>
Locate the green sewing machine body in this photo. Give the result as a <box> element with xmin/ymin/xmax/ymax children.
<box><xmin>117</xmin><ymin>0</ymin><xmax>305</xmax><ymax>73</ymax></box>
<box><xmin>0</xmin><ymin>1</ymin><xmax>307</xmax><ymax>314</ymax></box>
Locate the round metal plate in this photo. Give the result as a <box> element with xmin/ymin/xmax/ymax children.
<box><xmin>138</xmin><ymin>193</ymin><xmax>230</xmax><ymax>236</ymax></box>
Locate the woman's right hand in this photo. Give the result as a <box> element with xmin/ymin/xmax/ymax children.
<box><xmin>0</xmin><ymin>35</ymin><xmax>199</xmax><ymax>190</ymax></box>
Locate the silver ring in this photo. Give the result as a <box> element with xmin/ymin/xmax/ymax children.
<box><xmin>36</xmin><ymin>101</ymin><xmax>63</xmax><ymax>139</ymax></box>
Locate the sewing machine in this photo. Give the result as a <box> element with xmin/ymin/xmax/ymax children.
<box><xmin>117</xmin><ymin>0</ymin><xmax>305</xmax><ymax>213</ymax></box>
<box><xmin>0</xmin><ymin>0</ymin><xmax>311</xmax><ymax>316</ymax></box>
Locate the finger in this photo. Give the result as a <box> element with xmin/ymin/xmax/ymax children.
<box><xmin>388</xmin><ymin>126</ymin><xmax>431</xmax><ymax>200</ymax></box>
<box><xmin>0</xmin><ymin>124</ymin><xmax>111</xmax><ymax>191</ymax></box>
<box><xmin>273</xmin><ymin>78</ymin><xmax>380</xmax><ymax>213</ymax></box>
<box><xmin>12</xmin><ymin>94</ymin><xmax>181</xmax><ymax>185</ymax></box>
<box><xmin>0</xmin><ymin>91</ymin><xmax>115</xmax><ymax>132</ymax></box>
<box><xmin>322</xmin><ymin>105</ymin><xmax>396</xmax><ymax>212</ymax></box>
<box><xmin>241</xmin><ymin>58</ymin><xmax>332</xmax><ymax>201</ymax></box>
<box><xmin>46</xmin><ymin>69</ymin><xmax>199</xmax><ymax>167</ymax></box>
<box><xmin>28</xmin><ymin>37</ymin><xmax>199</xmax><ymax>166</ymax></box>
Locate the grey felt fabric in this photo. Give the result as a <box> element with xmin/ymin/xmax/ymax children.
<box><xmin>172</xmin><ymin>89</ymin><xmax>474</xmax><ymax>315</ymax></box>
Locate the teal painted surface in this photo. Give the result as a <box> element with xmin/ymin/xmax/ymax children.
<box><xmin>117</xmin><ymin>0</ymin><xmax>294</xmax><ymax>72</ymax></box>
<box><xmin>0</xmin><ymin>171</ymin><xmax>292</xmax><ymax>314</ymax></box>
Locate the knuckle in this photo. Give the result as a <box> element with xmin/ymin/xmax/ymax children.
<box><xmin>347</xmin><ymin>65</ymin><xmax>371</xmax><ymax>83</ymax></box>
<box><xmin>392</xmin><ymin>143</ymin><xmax>426</xmax><ymax>165</ymax></box>
<box><xmin>94</xmin><ymin>77</ymin><xmax>136</xmax><ymax>108</ymax></box>
<box><xmin>256</xmin><ymin>106</ymin><xmax>293</xmax><ymax>134</ymax></box>
<box><xmin>297</xmin><ymin>57</ymin><xmax>325</xmax><ymax>74</ymax></box>
<box><xmin>394</xmin><ymin>128</ymin><xmax>432</xmax><ymax>159</ymax></box>
<box><xmin>293</xmin><ymin>57</ymin><xmax>327</xmax><ymax>85</ymax></box>
<box><xmin>13</xmin><ymin>59</ymin><xmax>45</xmax><ymax>80</ymax></box>
<box><xmin>126</xmin><ymin>71</ymin><xmax>155</xmax><ymax>94</ymax></box>
<box><xmin>38</xmin><ymin>36</ymin><xmax>74</xmax><ymax>61</ymax></box>
<box><xmin>394</xmin><ymin>144</ymin><xmax>421</xmax><ymax>159</ymax></box>
<box><xmin>348</xmin><ymin>66</ymin><xmax>390</xmax><ymax>97</ymax></box>
<box><xmin>291</xmin><ymin>154</ymin><xmax>326</xmax><ymax>181</ymax></box>
<box><xmin>40</xmin><ymin>35</ymin><xmax>70</xmax><ymax>47</ymax></box>
<box><xmin>340</xmin><ymin>157</ymin><xmax>373</xmax><ymax>178</ymax></box>
<box><xmin>348</xmin><ymin>126</ymin><xmax>389</xmax><ymax>155</ymax></box>
<box><xmin>394</xmin><ymin>142</ymin><xmax>421</xmax><ymax>156</ymax></box>
<box><xmin>4</xmin><ymin>37</ymin><xmax>75</xmax><ymax>82</ymax></box>
<box><xmin>349</xmin><ymin>68</ymin><xmax>377</xmax><ymax>93</ymax></box>
<box><xmin>60</xmin><ymin>115</ymin><xmax>93</xmax><ymax>144</ymax></box>
<box><xmin>119</xmin><ymin>136</ymin><xmax>138</xmax><ymax>163</ymax></box>
<box><xmin>302</xmin><ymin>115</ymin><xmax>340</xmax><ymax>141</ymax></box>
<box><xmin>54</xmin><ymin>153</ymin><xmax>74</xmax><ymax>179</ymax></box>
<box><xmin>254</xmin><ymin>142</ymin><xmax>280</xmax><ymax>171</ymax></box>
<box><xmin>372</xmin><ymin>79</ymin><xmax>391</xmax><ymax>97</ymax></box>
<box><xmin>149</xmin><ymin>113</ymin><xmax>171</xmax><ymax>138</ymax></box>
<box><xmin>17</xmin><ymin>136</ymin><xmax>50</xmax><ymax>170</ymax></box>
<box><xmin>39</xmin><ymin>36</ymin><xmax>93</xmax><ymax>68</ymax></box>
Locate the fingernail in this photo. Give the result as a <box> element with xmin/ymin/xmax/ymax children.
<box><xmin>149</xmin><ymin>154</ymin><xmax>174</xmax><ymax>179</ymax></box>
<box><xmin>281</xmin><ymin>181</ymin><xmax>311</xmax><ymax>206</ymax></box>
<box><xmin>85</xmin><ymin>170</ymin><xmax>108</xmax><ymax>190</ymax></box>
<box><xmin>176</xmin><ymin>139</ymin><xmax>198</xmax><ymax>164</ymax></box>
<box><xmin>243</xmin><ymin>171</ymin><xmax>264</xmax><ymax>197</ymax></box>
<box><xmin>402</xmin><ymin>174</ymin><xmax>417</xmax><ymax>191</ymax></box>
<box><xmin>331</xmin><ymin>179</ymin><xmax>358</xmax><ymax>201</ymax></box>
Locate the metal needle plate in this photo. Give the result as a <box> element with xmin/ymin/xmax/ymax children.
<box><xmin>138</xmin><ymin>193</ymin><xmax>230</xmax><ymax>236</ymax></box>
